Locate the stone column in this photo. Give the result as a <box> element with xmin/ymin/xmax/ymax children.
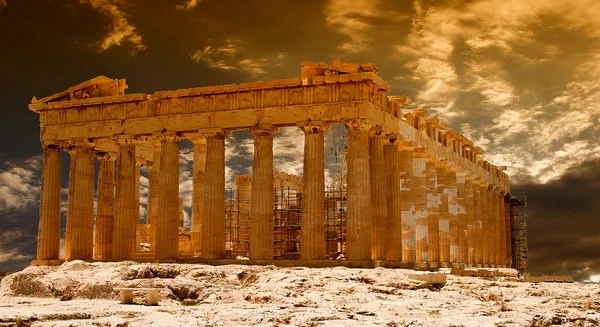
<box><xmin>480</xmin><ymin>184</ymin><xmax>490</xmax><ymax>266</ymax></box>
<box><xmin>94</xmin><ymin>153</ymin><xmax>116</xmax><ymax>261</ymax></box>
<box><xmin>384</xmin><ymin>138</ymin><xmax>402</xmax><ymax>261</ymax></box>
<box><xmin>250</xmin><ymin>125</ymin><xmax>278</xmax><ymax>260</ymax></box>
<box><xmin>426</xmin><ymin>157</ymin><xmax>439</xmax><ymax>266</ymax></box>
<box><xmin>457</xmin><ymin>172</ymin><xmax>468</xmax><ymax>264</ymax></box>
<box><xmin>147</xmin><ymin>138</ymin><xmax>161</xmax><ymax>252</ymax></box>
<box><xmin>135</xmin><ymin>161</ymin><xmax>142</xmax><ymax>225</ymax></box>
<box><xmin>465</xmin><ymin>175</ymin><xmax>476</xmax><ymax>266</ymax></box>
<box><xmin>369</xmin><ymin>131</ymin><xmax>387</xmax><ymax>260</ymax></box>
<box><xmin>156</xmin><ymin>133</ymin><xmax>181</xmax><ymax>260</ymax></box>
<box><xmin>65</xmin><ymin>145</ymin><xmax>95</xmax><ymax>261</ymax></box>
<box><xmin>495</xmin><ymin>191</ymin><xmax>504</xmax><ymax>266</ymax></box>
<box><xmin>399</xmin><ymin>145</ymin><xmax>415</xmax><ymax>262</ymax></box>
<box><xmin>346</xmin><ymin>122</ymin><xmax>372</xmax><ymax>261</ymax></box>
<box><xmin>447</xmin><ymin>169</ymin><xmax>459</xmax><ymax>264</ymax></box>
<box><xmin>473</xmin><ymin>179</ymin><xmax>483</xmax><ymax>267</ymax></box>
<box><xmin>437</xmin><ymin>162</ymin><xmax>450</xmax><ymax>266</ymax></box>
<box><xmin>202</xmin><ymin>131</ymin><xmax>229</xmax><ymax>259</ymax></box>
<box><xmin>300</xmin><ymin>124</ymin><xmax>327</xmax><ymax>260</ymax></box>
<box><xmin>484</xmin><ymin>186</ymin><xmax>494</xmax><ymax>267</ymax></box>
<box><xmin>113</xmin><ymin>137</ymin><xmax>138</xmax><ymax>260</ymax></box>
<box><xmin>504</xmin><ymin>196</ymin><xmax>512</xmax><ymax>265</ymax></box>
<box><xmin>190</xmin><ymin>135</ymin><xmax>207</xmax><ymax>254</ymax></box>
<box><xmin>36</xmin><ymin>144</ymin><xmax>62</xmax><ymax>262</ymax></box>
<box><xmin>413</xmin><ymin>150</ymin><xmax>428</xmax><ymax>265</ymax></box>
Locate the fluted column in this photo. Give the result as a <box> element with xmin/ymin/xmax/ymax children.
<box><xmin>384</xmin><ymin>138</ymin><xmax>402</xmax><ymax>261</ymax></box>
<box><xmin>36</xmin><ymin>144</ymin><xmax>62</xmax><ymax>261</ymax></box>
<box><xmin>489</xmin><ymin>188</ymin><xmax>498</xmax><ymax>267</ymax></box>
<box><xmin>473</xmin><ymin>179</ymin><xmax>484</xmax><ymax>267</ymax></box>
<box><xmin>65</xmin><ymin>145</ymin><xmax>95</xmax><ymax>261</ymax></box>
<box><xmin>437</xmin><ymin>163</ymin><xmax>450</xmax><ymax>265</ymax></box>
<box><xmin>156</xmin><ymin>133</ymin><xmax>181</xmax><ymax>260</ymax></box>
<box><xmin>113</xmin><ymin>137</ymin><xmax>138</xmax><ymax>260</ymax></box>
<box><xmin>447</xmin><ymin>169</ymin><xmax>459</xmax><ymax>264</ymax></box>
<box><xmin>399</xmin><ymin>145</ymin><xmax>415</xmax><ymax>262</ymax></box>
<box><xmin>346</xmin><ymin>122</ymin><xmax>372</xmax><ymax>261</ymax></box>
<box><xmin>147</xmin><ymin>139</ymin><xmax>161</xmax><ymax>252</ymax></box>
<box><xmin>495</xmin><ymin>191</ymin><xmax>504</xmax><ymax>266</ymax></box>
<box><xmin>189</xmin><ymin>134</ymin><xmax>206</xmax><ymax>254</ymax></box>
<box><xmin>300</xmin><ymin>123</ymin><xmax>327</xmax><ymax>260</ymax></box>
<box><xmin>413</xmin><ymin>150</ymin><xmax>428</xmax><ymax>265</ymax></box>
<box><xmin>465</xmin><ymin>175</ymin><xmax>476</xmax><ymax>266</ymax></box>
<box><xmin>369</xmin><ymin>131</ymin><xmax>387</xmax><ymax>260</ymax></box>
<box><xmin>202</xmin><ymin>130</ymin><xmax>229</xmax><ymax>259</ymax></box>
<box><xmin>94</xmin><ymin>153</ymin><xmax>116</xmax><ymax>261</ymax></box>
<box><xmin>457</xmin><ymin>172</ymin><xmax>467</xmax><ymax>264</ymax></box>
<box><xmin>482</xmin><ymin>185</ymin><xmax>492</xmax><ymax>267</ymax></box>
<box><xmin>504</xmin><ymin>196</ymin><xmax>512</xmax><ymax>265</ymax></box>
<box><xmin>250</xmin><ymin>125</ymin><xmax>278</xmax><ymax>260</ymax></box>
<box><xmin>425</xmin><ymin>157</ymin><xmax>439</xmax><ymax>266</ymax></box>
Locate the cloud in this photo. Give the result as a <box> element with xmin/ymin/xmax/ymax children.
<box><xmin>522</xmin><ymin>158</ymin><xmax>600</xmax><ymax>281</ymax></box>
<box><xmin>176</xmin><ymin>0</ymin><xmax>201</xmax><ymax>11</ymax></box>
<box><xmin>190</xmin><ymin>39</ymin><xmax>287</xmax><ymax>78</ymax></box>
<box><xmin>0</xmin><ymin>230</ymin><xmax>34</xmax><ymax>265</ymax></box>
<box><xmin>0</xmin><ymin>0</ymin><xmax>6</xmax><ymax>14</ymax></box>
<box><xmin>79</xmin><ymin>0</ymin><xmax>146</xmax><ymax>53</ymax></box>
<box><xmin>0</xmin><ymin>156</ymin><xmax>42</xmax><ymax>214</ymax></box>
<box><xmin>325</xmin><ymin>0</ymin><xmax>381</xmax><ymax>53</ymax></box>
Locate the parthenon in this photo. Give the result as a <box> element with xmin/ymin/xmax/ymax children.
<box><xmin>30</xmin><ymin>60</ymin><xmax>515</xmax><ymax>269</ymax></box>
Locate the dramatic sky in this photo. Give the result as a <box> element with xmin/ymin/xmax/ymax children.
<box><xmin>0</xmin><ymin>0</ymin><xmax>599</xmax><ymax>280</ymax></box>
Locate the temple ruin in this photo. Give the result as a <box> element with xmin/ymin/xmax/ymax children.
<box><xmin>29</xmin><ymin>60</ymin><xmax>522</xmax><ymax>269</ymax></box>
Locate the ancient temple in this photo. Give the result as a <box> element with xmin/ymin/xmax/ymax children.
<box><xmin>29</xmin><ymin>60</ymin><xmax>516</xmax><ymax>269</ymax></box>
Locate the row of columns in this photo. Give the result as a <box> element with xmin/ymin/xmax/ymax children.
<box><xmin>36</xmin><ymin>121</ymin><xmax>510</xmax><ymax>267</ymax></box>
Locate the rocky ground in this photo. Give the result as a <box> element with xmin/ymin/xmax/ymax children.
<box><xmin>0</xmin><ymin>261</ymin><xmax>598</xmax><ymax>326</ymax></box>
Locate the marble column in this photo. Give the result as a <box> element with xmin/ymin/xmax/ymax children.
<box><xmin>483</xmin><ymin>186</ymin><xmax>494</xmax><ymax>266</ymax></box>
<box><xmin>504</xmin><ymin>197</ymin><xmax>512</xmax><ymax>265</ymax></box>
<box><xmin>36</xmin><ymin>144</ymin><xmax>62</xmax><ymax>261</ymax></box>
<box><xmin>481</xmin><ymin>184</ymin><xmax>491</xmax><ymax>266</ymax></box>
<box><xmin>190</xmin><ymin>135</ymin><xmax>207</xmax><ymax>254</ymax></box>
<box><xmin>346</xmin><ymin>122</ymin><xmax>372</xmax><ymax>261</ymax></box>
<box><xmin>384</xmin><ymin>138</ymin><xmax>402</xmax><ymax>261</ymax></box>
<box><xmin>457</xmin><ymin>172</ymin><xmax>468</xmax><ymax>264</ymax></box>
<box><xmin>369</xmin><ymin>131</ymin><xmax>387</xmax><ymax>260</ymax></box>
<box><xmin>147</xmin><ymin>138</ymin><xmax>161</xmax><ymax>252</ymax></box>
<box><xmin>447</xmin><ymin>169</ymin><xmax>459</xmax><ymax>264</ymax></box>
<box><xmin>113</xmin><ymin>137</ymin><xmax>137</xmax><ymax>260</ymax></box>
<box><xmin>156</xmin><ymin>133</ymin><xmax>181</xmax><ymax>260</ymax></box>
<box><xmin>300</xmin><ymin>124</ymin><xmax>327</xmax><ymax>260</ymax></box>
<box><xmin>65</xmin><ymin>145</ymin><xmax>95</xmax><ymax>261</ymax></box>
<box><xmin>489</xmin><ymin>188</ymin><xmax>499</xmax><ymax>267</ymax></box>
<box><xmin>202</xmin><ymin>131</ymin><xmax>229</xmax><ymax>259</ymax></box>
<box><xmin>94</xmin><ymin>154</ymin><xmax>116</xmax><ymax>261</ymax></box>
<box><xmin>473</xmin><ymin>179</ymin><xmax>483</xmax><ymax>267</ymax></box>
<box><xmin>250</xmin><ymin>125</ymin><xmax>278</xmax><ymax>260</ymax></box>
<box><xmin>496</xmin><ymin>191</ymin><xmax>504</xmax><ymax>266</ymax></box>
<box><xmin>437</xmin><ymin>163</ymin><xmax>450</xmax><ymax>265</ymax></box>
<box><xmin>399</xmin><ymin>145</ymin><xmax>415</xmax><ymax>262</ymax></box>
<box><xmin>426</xmin><ymin>158</ymin><xmax>439</xmax><ymax>266</ymax></box>
<box><xmin>413</xmin><ymin>150</ymin><xmax>428</xmax><ymax>265</ymax></box>
<box><xmin>465</xmin><ymin>176</ymin><xmax>476</xmax><ymax>266</ymax></box>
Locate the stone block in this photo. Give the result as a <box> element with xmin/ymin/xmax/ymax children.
<box><xmin>407</xmin><ymin>273</ymin><xmax>447</xmax><ymax>286</ymax></box>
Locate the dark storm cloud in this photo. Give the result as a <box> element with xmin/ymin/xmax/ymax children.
<box><xmin>521</xmin><ymin>159</ymin><xmax>600</xmax><ymax>281</ymax></box>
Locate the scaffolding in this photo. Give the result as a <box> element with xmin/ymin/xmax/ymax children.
<box><xmin>224</xmin><ymin>188</ymin><xmax>251</xmax><ymax>259</ymax></box>
<box><xmin>509</xmin><ymin>188</ymin><xmax>528</xmax><ymax>275</ymax></box>
<box><xmin>325</xmin><ymin>185</ymin><xmax>347</xmax><ymax>259</ymax></box>
<box><xmin>273</xmin><ymin>186</ymin><xmax>302</xmax><ymax>259</ymax></box>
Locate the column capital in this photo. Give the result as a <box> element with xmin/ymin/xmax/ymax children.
<box><xmin>153</xmin><ymin>131</ymin><xmax>181</xmax><ymax>143</ymax></box>
<box><xmin>198</xmin><ymin>128</ymin><xmax>231</xmax><ymax>139</ymax></box>
<box><xmin>435</xmin><ymin>159</ymin><xmax>447</xmax><ymax>168</ymax></box>
<box><xmin>398</xmin><ymin>140</ymin><xmax>415</xmax><ymax>152</ymax></box>
<box><xmin>297</xmin><ymin>121</ymin><xmax>330</xmax><ymax>134</ymax></box>
<box><xmin>42</xmin><ymin>141</ymin><xmax>64</xmax><ymax>150</ymax></box>
<box><xmin>345</xmin><ymin>120</ymin><xmax>373</xmax><ymax>132</ymax></box>
<box><xmin>181</xmin><ymin>132</ymin><xmax>206</xmax><ymax>145</ymax></box>
<box><xmin>412</xmin><ymin>148</ymin><xmax>427</xmax><ymax>158</ymax></box>
<box><xmin>113</xmin><ymin>134</ymin><xmax>143</xmax><ymax>146</ymax></box>
<box><xmin>251</xmin><ymin>124</ymin><xmax>279</xmax><ymax>137</ymax></box>
<box><xmin>96</xmin><ymin>152</ymin><xmax>118</xmax><ymax>161</ymax></box>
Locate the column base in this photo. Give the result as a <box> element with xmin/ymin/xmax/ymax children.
<box><xmin>31</xmin><ymin>259</ymin><xmax>64</xmax><ymax>266</ymax></box>
<box><xmin>414</xmin><ymin>261</ymin><xmax>429</xmax><ymax>270</ymax></box>
<box><xmin>451</xmin><ymin>263</ymin><xmax>462</xmax><ymax>269</ymax></box>
<box><xmin>476</xmin><ymin>263</ymin><xmax>483</xmax><ymax>268</ymax></box>
<box><xmin>440</xmin><ymin>262</ymin><xmax>452</xmax><ymax>268</ymax></box>
<box><xmin>429</xmin><ymin>262</ymin><xmax>441</xmax><ymax>270</ymax></box>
